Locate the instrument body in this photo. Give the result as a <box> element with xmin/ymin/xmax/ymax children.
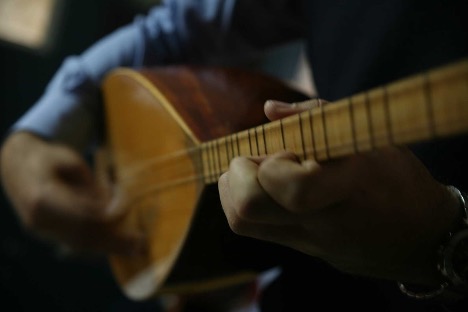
<box><xmin>100</xmin><ymin>66</ymin><xmax>307</xmax><ymax>299</ymax></box>
<box><xmin>99</xmin><ymin>59</ymin><xmax>468</xmax><ymax>300</ymax></box>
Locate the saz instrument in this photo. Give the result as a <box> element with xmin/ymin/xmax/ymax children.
<box><xmin>98</xmin><ymin>58</ymin><xmax>468</xmax><ymax>300</ymax></box>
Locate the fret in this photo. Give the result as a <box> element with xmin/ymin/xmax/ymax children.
<box><xmin>227</xmin><ymin>135</ymin><xmax>233</xmax><ymax>160</ymax></box>
<box><xmin>224</xmin><ymin>136</ymin><xmax>230</xmax><ymax>165</ymax></box>
<box><xmin>215</xmin><ymin>139</ymin><xmax>222</xmax><ymax>177</ymax></box>
<box><xmin>231</xmin><ymin>133</ymin><xmax>238</xmax><ymax>158</ymax></box>
<box><xmin>263</xmin><ymin>120</ymin><xmax>286</xmax><ymax>156</ymax></box>
<box><xmin>280</xmin><ymin>119</ymin><xmax>286</xmax><ymax>150</ymax></box>
<box><xmin>254</xmin><ymin>127</ymin><xmax>262</xmax><ymax>156</ymax></box>
<box><xmin>382</xmin><ymin>85</ymin><xmax>394</xmax><ymax>145</ymax></box>
<box><xmin>224</xmin><ymin>137</ymin><xmax>231</xmax><ymax>171</ymax></box>
<box><xmin>309</xmin><ymin>105</ymin><xmax>327</xmax><ymax>160</ymax></box>
<box><xmin>254</xmin><ymin>127</ymin><xmax>260</xmax><ymax>155</ymax></box>
<box><xmin>237</xmin><ymin>130</ymin><xmax>251</xmax><ymax>157</ymax></box>
<box><xmin>364</xmin><ymin>91</ymin><xmax>375</xmax><ymax>151</ymax></box>
<box><xmin>348</xmin><ymin>97</ymin><xmax>358</xmax><ymax>154</ymax></box>
<box><xmin>197</xmin><ymin>58</ymin><xmax>468</xmax><ymax>184</ymax></box>
<box><xmin>204</xmin><ymin>142</ymin><xmax>210</xmax><ymax>182</ymax></box>
<box><xmin>319</xmin><ymin>99</ymin><xmax>354</xmax><ymax>159</ymax></box>
<box><xmin>308</xmin><ymin>109</ymin><xmax>317</xmax><ymax>160</ymax></box>
<box><xmin>321</xmin><ymin>101</ymin><xmax>330</xmax><ymax>159</ymax></box>
<box><xmin>367</xmin><ymin>87</ymin><xmax>392</xmax><ymax>148</ymax></box>
<box><xmin>277</xmin><ymin>115</ymin><xmax>302</xmax><ymax>158</ymax></box>
<box><xmin>234</xmin><ymin>132</ymin><xmax>241</xmax><ymax>156</ymax></box>
<box><xmin>201</xmin><ymin>143</ymin><xmax>210</xmax><ymax>183</ymax></box>
<box><xmin>423</xmin><ymin>71</ymin><xmax>436</xmax><ymax>138</ymax></box>
<box><xmin>227</xmin><ymin>135</ymin><xmax>233</xmax><ymax>162</ymax></box>
<box><xmin>247</xmin><ymin>129</ymin><xmax>252</xmax><ymax>155</ymax></box>
<box><xmin>247</xmin><ymin>128</ymin><xmax>253</xmax><ymax>156</ymax></box>
<box><xmin>262</xmin><ymin>125</ymin><xmax>268</xmax><ymax>155</ymax></box>
<box><xmin>250</xmin><ymin>128</ymin><xmax>259</xmax><ymax>156</ymax></box>
<box><xmin>298</xmin><ymin>112</ymin><xmax>307</xmax><ymax>160</ymax></box>
<box><xmin>254</xmin><ymin>127</ymin><xmax>263</xmax><ymax>156</ymax></box>
<box><xmin>196</xmin><ymin>146</ymin><xmax>206</xmax><ymax>182</ymax></box>
<box><xmin>349</xmin><ymin>93</ymin><xmax>372</xmax><ymax>153</ymax></box>
<box><xmin>223</xmin><ymin>135</ymin><xmax>228</xmax><ymax>161</ymax></box>
<box><xmin>209</xmin><ymin>141</ymin><xmax>217</xmax><ymax>182</ymax></box>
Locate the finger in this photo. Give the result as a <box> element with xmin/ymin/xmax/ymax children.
<box><xmin>218</xmin><ymin>183</ymin><xmax>324</xmax><ymax>257</ymax></box>
<box><xmin>219</xmin><ymin>176</ymin><xmax>303</xmax><ymax>242</ymax></box>
<box><xmin>219</xmin><ymin>170</ymin><xmax>294</xmax><ymax>238</ymax></box>
<box><xmin>218</xmin><ymin>172</ymin><xmax>252</xmax><ymax>236</ymax></box>
<box><xmin>257</xmin><ymin>152</ymin><xmax>352</xmax><ymax>214</ymax></box>
<box><xmin>264</xmin><ymin>98</ymin><xmax>327</xmax><ymax>121</ymax></box>
<box><xmin>220</xmin><ymin>157</ymin><xmax>295</xmax><ymax>225</ymax></box>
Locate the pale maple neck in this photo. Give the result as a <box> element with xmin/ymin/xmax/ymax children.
<box><xmin>200</xmin><ymin>58</ymin><xmax>468</xmax><ymax>184</ymax></box>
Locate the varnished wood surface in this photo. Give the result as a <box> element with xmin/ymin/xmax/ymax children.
<box><xmin>99</xmin><ymin>66</ymin><xmax>306</xmax><ymax>300</ymax></box>
<box><xmin>99</xmin><ymin>58</ymin><xmax>468</xmax><ymax>300</ymax></box>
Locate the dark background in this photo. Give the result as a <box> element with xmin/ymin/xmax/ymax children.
<box><xmin>0</xmin><ymin>1</ymin><xmax>306</xmax><ymax>310</ymax></box>
<box><xmin>0</xmin><ymin>1</ymin><xmax>163</xmax><ymax>311</ymax></box>
<box><xmin>1</xmin><ymin>1</ymin><xmax>467</xmax><ymax>311</ymax></box>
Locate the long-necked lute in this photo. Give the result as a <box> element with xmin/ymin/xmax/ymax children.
<box><xmin>98</xmin><ymin>58</ymin><xmax>468</xmax><ymax>300</ymax></box>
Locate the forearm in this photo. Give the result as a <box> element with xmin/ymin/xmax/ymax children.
<box><xmin>11</xmin><ymin>0</ymin><xmax>304</xmax><ymax>152</ymax></box>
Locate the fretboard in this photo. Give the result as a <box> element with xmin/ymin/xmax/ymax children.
<box><xmin>201</xmin><ymin>58</ymin><xmax>468</xmax><ymax>184</ymax></box>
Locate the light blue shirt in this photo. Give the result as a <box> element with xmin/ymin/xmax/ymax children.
<box><xmin>13</xmin><ymin>0</ymin><xmax>303</xmax><ymax>151</ymax></box>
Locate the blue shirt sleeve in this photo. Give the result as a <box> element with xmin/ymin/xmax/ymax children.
<box><xmin>12</xmin><ymin>0</ymin><xmax>304</xmax><ymax>151</ymax></box>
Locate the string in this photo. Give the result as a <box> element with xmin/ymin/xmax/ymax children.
<box><xmin>113</xmin><ymin>98</ymin><xmax>321</xmax><ymax>178</ymax></box>
<box><xmin>114</xmin><ymin>117</ymin><xmax>468</xmax><ymax>209</ymax></box>
<box><xmin>114</xmin><ymin>104</ymin><xmax>466</xmax><ymax>185</ymax></box>
<box><xmin>109</xmin><ymin>58</ymin><xmax>468</xmax><ymax>184</ymax></box>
